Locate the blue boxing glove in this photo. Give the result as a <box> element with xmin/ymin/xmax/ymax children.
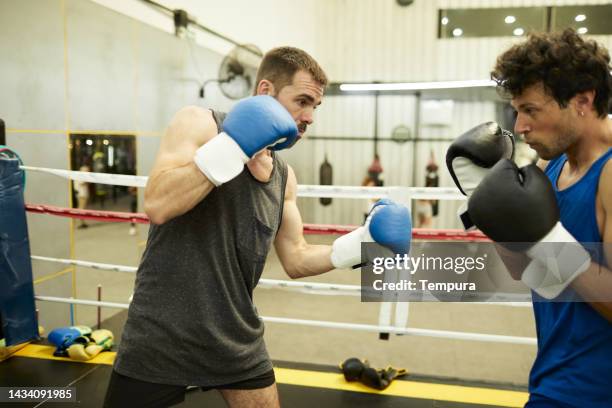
<box><xmin>194</xmin><ymin>95</ymin><xmax>298</xmax><ymax>186</ymax></box>
<box><xmin>370</xmin><ymin>205</ymin><xmax>413</xmax><ymax>255</ymax></box>
<box><xmin>331</xmin><ymin>199</ymin><xmax>412</xmax><ymax>269</ymax></box>
<box><xmin>48</xmin><ymin>326</ymin><xmax>91</xmax><ymax>356</ymax></box>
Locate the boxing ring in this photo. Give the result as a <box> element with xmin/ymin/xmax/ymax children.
<box><xmin>22</xmin><ymin>165</ymin><xmax>537</xmax><ymax>347</ymax></box>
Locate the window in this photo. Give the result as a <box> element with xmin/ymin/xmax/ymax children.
<box><xmin>439</xmin><ymin>7</ymin><xmax>546</xmax><ymax>38</ymax></box>
<box><xmin>552</xmin><ymin>5</ymin><xmax>612</xmax><ymax>36</ymax></box>
<box><xmin>439</xmin><ymin>4</ymin><xmax>612</xmax><ymax>39</ymax></box>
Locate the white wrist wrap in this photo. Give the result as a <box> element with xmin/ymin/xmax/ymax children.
<box><xmin>194</xmin><ymin>132</ymin><xmax>249</xmax><ymax>186</ymax></box>
<box><xmin>330</xmin><ymin>226</ymin><xmax>373</xmax><ymax>269</ymax></box>
<box><xmin>521</xmin><ymin>222</ymin><xmax>591</xmax><ymax>299</ymax></box>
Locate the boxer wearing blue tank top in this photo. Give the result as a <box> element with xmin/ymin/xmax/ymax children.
<box><xmin>488</xmin><ymin>29</ymin><xmax>612</xmax><ymax>407</ymax></box>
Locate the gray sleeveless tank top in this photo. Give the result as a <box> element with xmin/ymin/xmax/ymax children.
<box><xmin>114</xmin><ymin>110</ymin><xmax>288</xmax><ymax>386</ymax></box>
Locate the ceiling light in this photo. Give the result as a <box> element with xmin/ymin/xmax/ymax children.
<box><xmin>504</xmin><ymin>16</ymin><xmax>516</xmax><ymax>24</ymax></box>
<box><xmin>86</xmin><ymin>139</ymin><xmax>93</xmax><ymax>146</ymax></box>
<box><xmin>513</xmin><ymin>28</ymin><xmax>524</xmax><ymax>36</ymax></box>
<box><xmin>577</xmin><ymin>27</ymin><xmax>588</xmax><ymax>34</ymax></box>
<box><xmin>441</xmin><ymin>17</ymin><xmax>449</xmax><ymax>25</ymax></box>
<box><xmin>575</xmin><ymin>14</ymin><xmax>586</xmax><ymax>22</ymax></box>
<box><xmin>339</xmin><ymin>80</ymin><xmax>496</xmax><ymax>92</ymax></box>
<box><xmin>452</xmin><ymin>28</ymin><xmax>463</xmax><ymax>37</ymax></box>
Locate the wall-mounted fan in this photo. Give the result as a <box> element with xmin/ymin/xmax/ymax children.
<box><xmin>201</xmin><ymin>44</ymin><xmax>262</xmax><ymax>100</ymax></box>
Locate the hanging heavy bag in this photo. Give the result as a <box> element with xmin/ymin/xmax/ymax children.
<box><xmin>319</xmin><ymin>155</ymin><xmax>333</xmax><ymax>206</ymax></box>
<box><xmin>0</xmin><ymin>119</ymin><xmax>5</xmax><ymax>145</ymax></box>
<box><xmin>425</xmin><ymin>163</ymin><xmax>439</xmax><ymax>216</ymax></box>
<box><xmin>368</xmin><ymin>154</ymin><xmax>383</xmax><ymax>186</ymax></box>
<box><xmin>425</xmin><ymin>151</ymin><xmax>439</xmax><ymax>216</ymax></box>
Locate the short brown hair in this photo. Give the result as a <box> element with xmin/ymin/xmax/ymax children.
<box><xmin>253</xmin><ymin>46</ymin><xmax>328</xmax><ymax>95</ymax></box>
<box><xmin>491</xmin><ymin>28</ymin><xmax>612</xmax><ymax>118</ymax></box>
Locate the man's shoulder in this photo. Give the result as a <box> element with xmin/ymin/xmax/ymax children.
<box><xmin>598</xmin><ymin>153</ymin><xmax>612</xmax><ymax>209</ymax></box>
<box><xmin>283</xmin><ymin>164</ymin><xmax>297</xmax><ymax>200</ymax></box>
<box><xmin>175</xmin><ymin>105</ymin><xmax>213</xmax><ymax>119</ymax></box>
<box><xmin>596</xmin><ymin>151</ymin><xmax>612</xmax><ymax>185</ymax></box>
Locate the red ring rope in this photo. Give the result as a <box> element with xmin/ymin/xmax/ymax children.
<box><xmin>25</xmin><ymin>203</ymin><xmax>490</xmax><ymax>241</ymax></box>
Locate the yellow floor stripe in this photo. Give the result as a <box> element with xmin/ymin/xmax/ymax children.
<box><xmin>12</xmin><ymin>345</ymin><xmax>528</xmax><ymax>406</ymax></box>
<box><xmin>14</xmin><ymin>344</ymin><xmax>114</xmax><ymax>366</ymax></box>
<box><xmin>276</xmin><ymin>367</ymin><xmax>528</xmax><ymax>407</ymax></box>
<box><xmin>0</xmin><ymin>342</ymin><xmax>31</xmax><ymax>362</ymax></box>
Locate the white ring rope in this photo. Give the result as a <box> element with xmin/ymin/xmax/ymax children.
<box><xmin>21</xmin><ymin>166</ymin><xmax>149</xmax><ymax>188</ymax></box>
<box><xmin>32</xmin><ymin>255</ymin><xmax>360</xmax><ymax>296</ymax></box>
<box><xmin>36</xmin><ymin>296</ymin><xmax>130</xmax><ymax>310</ymax></box>
<box><xmin>257</xmin><ymin>279</ymin><xmax>362</xmax><ymax>295</ymax></box>
<box><xmin>297</xmin><ymin>185</ymin><xmax>464</xmax><ymax>200</ymax></box>
<box><xmin>32</xmin><ymin>255</ymin><xmax>532</xmax><ymax>306</ymax></box>
<box><xmin>34</xmin><ymin>296</ymin><xmax>536</xmax><ymax>346</ymax></box>
<box><xmin>32</xmin><ymin>255</ymin><xmax>137</xmax><ymax>273</ymax></box>
<box><xmin>263</xmin><ymin>316</ymin><xmax>536</xmax><ymax>345</ymax></box>
<box><xmin>20</xmin><ymin>166</ymin><xmax>464</xmax><ymax>200</ymax></box>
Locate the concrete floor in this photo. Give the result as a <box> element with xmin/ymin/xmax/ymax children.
<box><xmin>60</xmin><ymin>215</ymin><xmax>538</xmax><ymax>388</ymax></box>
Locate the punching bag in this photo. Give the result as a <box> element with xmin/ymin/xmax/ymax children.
<box><xmin>425</xmin><ymin>151</ymin><xmax>439</xmax><ymax>216</ymax></box>
<box><xmin>0</xmin><ymin>119</ymin><xmax>5</xmax><ymax>145</ymax></box>
<box><xmin>368</xmin><ymin>154</ymin><xmax>383</xmax><ymax>186</ymax></box>
<box><xmin>319</xmin><ymin>155</ymin><xmax>333</xmax><ymax>206</ymax></box>
<box><xmin>0</xmin><ymin>145</ymin><xmax>39</xmax><ymax>346</ymax></box>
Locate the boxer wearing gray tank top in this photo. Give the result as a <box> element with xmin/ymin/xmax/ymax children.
<box><xmin>104</xmin><ymin>47</ymin><xmax>411</xmax><ymax>408</ymax></box>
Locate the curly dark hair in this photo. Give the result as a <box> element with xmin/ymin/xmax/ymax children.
<box><xmin>491</xmin><ymin>28</ymin><xmax>612</xmax><ymax>118</ymax></box>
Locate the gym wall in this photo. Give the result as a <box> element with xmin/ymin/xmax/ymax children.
<box><xmin>0</xmin><ymin>0</ymin><xmax>228</xmax><ymax>331</ymax></box>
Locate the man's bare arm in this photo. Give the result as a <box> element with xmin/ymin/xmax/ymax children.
<box><xmin>274</xmin><ymin>166</ymin><xmax>334</xmax><ymax>278</ymax></box>
<box><xmin>144</xmin><ymin>106</ymin><xmax>218</xmax><ymax>224</ymax></box>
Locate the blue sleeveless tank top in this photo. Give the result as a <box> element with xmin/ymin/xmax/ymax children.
<box><xmin>528</xmin><ymin>148</ymin><xmax>612</xmax><ymax>407</ymax></box>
